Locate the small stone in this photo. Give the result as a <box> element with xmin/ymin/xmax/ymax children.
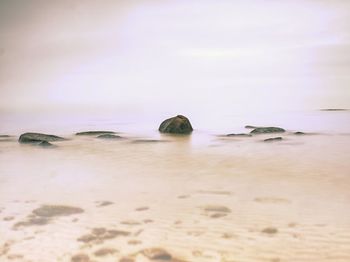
<box><xmin>76</xmin><ymin>131</ymin><xmax>115</xmax><ymax>136</ymax></box>
<box><xmin>250</xmin><ymin>127</ymin><xmax>285</xmax><ymax>134</ymax></box>
<box><xmin>141</xmin><ymin>248</ymin><xmax>172</xmax><ymax>260</ymax></box>
<box><xmin>262</xmin><ymin>227</ymin><xmax>278</xmax><ymax>234</ymax></box>
<box><xmin>264</xmin><ymin>137</ymin><xmax>283</xmax><ymax>142</ymax></box>
<box><xmin>135</xmin><ymin>206</ymin><xmax>149</xmax><ymax>211</ymax></box>
<box><xmin>33</xmin><ymin>205</ymin><xmax>84</xmax><ymax>217</ymax></box>
<box><xmin>203</xmin><ymin>205</ymin><xmax>231</xmax><ymax>213</ymax></box>
<box><xmin>71</xmin><ymin>253</ymin><xmax>90</xmax><ymax>262</ymax></box>
<box><xmin>93</xmin><ymin>248</ymin><xmax>118</xmax><ymax>257</ymax></box>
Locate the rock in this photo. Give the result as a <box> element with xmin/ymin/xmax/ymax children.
<box><xmin>141</xmin><ymin>248</ymin><xmax>172</xmax><ymax>260</ymax></box>
<box><xmin>320</xmin><ymin>109</ymin><xmax>348</xmax><ymax>111</ymax></box>
<box><xmin>19</xmin><ymin>133</ymin><xmax>65</xmax><ymax>144</ymax></box>
<box><xmin>94</xmin><ymin>248</ymin><xmax>118</xmax><ymax>257</ymax></box>
<box><xmin>0</xmin><ymin>135</ymin><xmax>10</xmax><ymax>138</ymax></box>
<box><xmin>264</xmin><ymin>137</ymin><xmax>283</xmax><ymax>142</ymax></box>
<box><xmin>37</xmin><ymin>141</ymin><xmax>55</xmax><ymax>147</ymax></box>
<box><xmin>71</xmin><ymin>253</ymin><xmax>91</xmax><ymax>262</ymax></box>
<box><xmin>226</xmin><ymin>133</ymin><xmax>252</xmax><ymax>137</ymax></box>
<box><xmin>245</xmin><ymin>125</ymin><xmax>258</xmax><ymax>129</ymax></box>
<box><xmin>203</xmin><ymin>205</ymin><xmax>231</xmax><ymax>213</ymax></box>
<box><xmin>32</xmin><ymin>205</ymin><xmax>84</xmax><ymax>217</ymax></box>
<box><xmin>159</xmin><ymin>115</ymin><xmax>193</xmax><ymax>134</ymax></box>
<box><xmin>75</xmin><ymin>131</ymin><xmax>115</xmax><ymax>136</ymax></box>
<box><xmin>97</xmin><ymin>134</ymin><xmax>122</xmax><ymax>139</ymax></box>
<box><xmin>262</xmin><ymin>227</ymin><xmax>278</xmax><ymax>234</ymax></box>
<box><xmin>250</xmin><ymin>127</ymin><xmax>285</xmax><ymax>134</ymax></box>
<box><xmin>294</xmin><ymin>131</ymin><xmax>306</xmax><ymax>135</ymax></box>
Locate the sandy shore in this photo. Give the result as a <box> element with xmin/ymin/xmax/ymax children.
<box><xmin>1</xmin><ymin>130</ymin><xmax>350</xmax><ymax>262</ymax></box>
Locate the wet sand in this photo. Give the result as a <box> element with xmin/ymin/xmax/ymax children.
<box><xmin>1</xmin><ymin>113</ymin><xmax>350</xmax><ymax>261</ymax></box>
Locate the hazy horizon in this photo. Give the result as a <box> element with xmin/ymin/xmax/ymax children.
<box><xmin>1</xmin><ymin>0</ymin><xmax>350</xmax><ymax>115</ymax></box>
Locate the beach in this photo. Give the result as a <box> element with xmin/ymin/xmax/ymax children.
<box><xmin>0</xmin><ymin>110</ymin><xmax>350</xmax><ymax>262</ymax></box>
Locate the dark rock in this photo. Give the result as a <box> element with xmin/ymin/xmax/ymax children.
<box><xmin>262</xmin><ymin>227</ymin><xmax>278</xmax><ymax>234</ymax></box>
<box><xmin>0</xmin><ymin>135</ymin><xmax>11</xmax><ymax>138</ymax></box>
<box><xmin>71</xmin><ymin>253</ymin><xmax>91</xmax><ymax>262</ymax></box>
<box><xmin>32</xmin><ymin>205</ymin><xmax>84</xmax><ymax>217</ymax></box>
<box><xmin>37</xmin><ymin>141</ymin><xmax>55</xmax><ymax>147</ymax></box>
<box><xmin>159</xmin><ymin>115</ymin><xmax>193</xmax><ymax>134</ymax></box>
<box><xmin>226</xmin><ymin>133</ymin><xmax>252</xmax><ymax>137</ymax></box>
<box><xmin>141</xmin><ymin>248</ymin><xmax>172</xmax><ymax>260</ymax></box>
<box><xmin>97</xmin><ymin>134</ymin><xmax>122</xmax><ymax>139</ymax></box>
<box><xmin>294</xmin><ymin>132</ymin><xmax>306</xmax><ymax>135</ymax></box>
<box><xmin>264</xmin><ymin>137</ymin><xmax>283</xmax><ymax>142</ymax></box>
<box><xmin>250</xmin><ymin>127</ymin><xmax>285</xmax><ymax>134</ymax></box>
<box><xmin>245</xmin><ymin>125</ymin><xmax>258</xmax><ymax>129</ymax></box>
<box><xmin>320</xmin><ymin>109</ymin><xmax>348</xmax><ymax>111</ymax></box>
<box><xmin>131</xmin><ymin>139</ymin><xmax>166</xmax><ymax>143</ymax></box>
<box><xmin>75</xmin><ymin>131</ymin><xmax>115</xmax><ymax>136</ymax></box>
<box><xmin>19</xmin><ymin>133</ymin><xmax>65</xmax><ymax>144</ymax></box>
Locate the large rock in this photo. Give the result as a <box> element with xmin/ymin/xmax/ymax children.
<box><xmin>19</xmin><ymin>132</ymin><xmax>65</xmax><ymax>144</ymax></box>
<box><xmin>250</xmin><ymin>127</ymin><xmax>285</xmax><ymax>134</ymax></box>
<box><xmin>159</xmin><ymin>115</ymin><xmax>193</xmax><ymax>134</ymax></box>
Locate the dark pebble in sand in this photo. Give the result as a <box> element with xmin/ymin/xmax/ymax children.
<box><xmin>78</xmin><ymin>228</ymin><xmax>130</xmax><ymax>243</ymax></box>
<box><xmin>33</xmin><ymin>205</ymin><xmax>84</xmax><ymax>217</ymax></box>
<box><xmin>141</xmin><ymin>248</ymin><xmax>172</xmax><ymax>260</ymax></box>
<box><xmin>71</xmin><ymin>253</ymin><xmax>91</xmax><ymax>262</ymax></box>
<box><xmin>120</xmin><ymin>220</ymin><xmax>141</xmax><ymax>226</ymax></box>
<box><xmin>294</xmin><ymin>131</ymin><xmax>306</xmax><ymax>135</ymax></box>
<box><xmin>263</xmin><ymin>137</ymin><xmax>283</xmax><ymax>142</ymax></box>
<box><xmin>120</xmin><ymin>257</ymin><xmax>135</xmax><ymax>262</ymax></box>
<box><xmin>0</xmin><ymin>135</ymin><xmax>11</xmax><ymax>138</ymax></box>
<box><xmin>13</xmin><ymin>217</ymin><xmax>50</xmax><ymax>228</ymax></box>
<box><xmin>210</xmin><ymin>213</ymin><xmax>228</xmax><ymax>218</ymax></box>
<box><xmin>143</xmin><ymin>219</ymin><xmax>154</xmax><ymax>224</ymax></box>
<box><xmin>93</xmin><ymin>248</ymin><xmax>118</xmax><ymax>257</ymax></box>
<box><xmin>203</xmin><ymin>205</ymin><xmax>231</xmax><ymax>213</ymax></box>
<box><xmin>75</xmin><ymin>131</ymin><xmax>115</xmax><ymax>136</ymax></box>
<box><xmin>262</xmin><ymin>227</ymin><xmax>278</xmax><ymax>234</ymax></box>
<box><xmin>3</xmin><ymin>216</ymin><xmax>14</xmax><ymax>221</ymax></box>
<box><xmin>96</xmin><ymin>201</ymin><xmax>114</xmax><ymax>207</ymax></box>
<box><xmin>135</xmin><ymin>206</ymin><xmax>149</xmax><ymax>211</ymax></box>
<box><xmin>128</xmin><ymin>240</ymin><xmax>142</xmax><ymax>245</ymax></box>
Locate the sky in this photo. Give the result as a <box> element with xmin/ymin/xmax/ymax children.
<box><xmin>0</xmin><ymin>0</ymin><xmax>350</xmax><ymax>115</ymax></box>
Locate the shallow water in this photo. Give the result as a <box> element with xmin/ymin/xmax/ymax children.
<box><xmin>0</xmin><ymin>110</ymin><xmax>350</xmax><ymax>262</ymax></box>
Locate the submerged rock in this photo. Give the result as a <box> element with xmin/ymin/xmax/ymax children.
<box><xmin>250</xmin><ymin>127</ymin><xmax>285</xmax><ymax>134</ymax></box>
<box><xmin>37</xmin><ymin>141</ymin><xmax>55</xmax><ymax>147</ymax></box>
<box><xmin>33</xmin><ymin>205</ymin><xmax>84</xmax><ymax>217</ymax></box>
<box><xmin>97</xmin><ymin>134</ymin><xmax>122</xmax><ymax>139</ymax></box>
<box><xmin>159</xmin><ymin>115</ymin><xmax>193</xmax><ymax>134</ymax></box>
<box><xmin>320</xmin><ymin>108</ymin><xmax>348</xmax><ymax>111</ymax></box>
<box><xmin>245</xmin><ymin>125</ymin><xmax>258</xmax><ymax>129</ymax></box>
<box><xmin>226</xmin><ymin>133</ymin><xmax>252</xmax><ymax>137</ymax></box>
<box><xmin>76</xmin><ymin>131</ymin><xmax>115</xmax><ymax>136</ymax></box>
<box><xmin>264</xmin><ymin>137</ymin><xmax>283</xmax><ymax>142</ymax></box>
<box><xmin>19</xmin><ymin>133</ymin><xmax>65</xmax><ymax>144</ymax></box>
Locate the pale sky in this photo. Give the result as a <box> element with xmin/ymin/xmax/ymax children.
<box><xmin>1</xmin><ymin>0</ymin><xmax>350</xmax><ymax>114</ymax></box>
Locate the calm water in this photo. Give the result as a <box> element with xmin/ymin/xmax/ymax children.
<box><xmin>0</xmin><ymin>110</ymin><xmax>350</xmax><ymax>262</ymax></box>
